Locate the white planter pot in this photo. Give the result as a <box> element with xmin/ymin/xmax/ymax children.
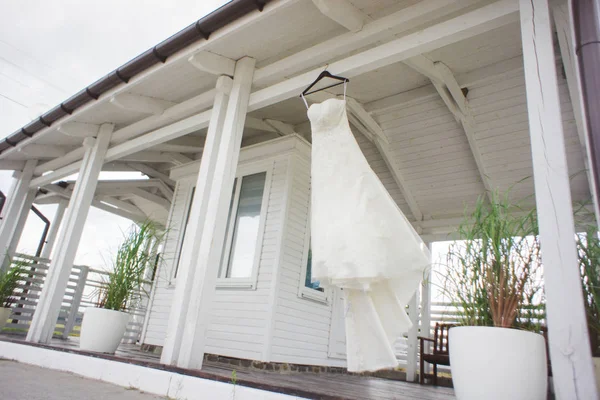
<box><xmin>0</xmin><ymin>307</ymin><xmax>12</xmax><ymax>331</ymax></box>
<box><xmin>79</xmin><ymin>308</ymin><xmax>130</xmax><ymax>354</ymax></box>
<box><xmin>449</xmin><ymin>326</ymin><xmax>547</xmax><ymax>400</ymax></box>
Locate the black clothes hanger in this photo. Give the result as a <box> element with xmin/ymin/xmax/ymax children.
<box><xmin>300</xmin><ymin>70</ymin><xmax>349</xmax><ymax>109</ymax></box>
<box><xmin>301</xmin><ymin>70</ymin><xmax>349</xmax><ymax>97</ymax></box>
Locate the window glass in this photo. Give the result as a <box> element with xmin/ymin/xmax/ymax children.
<box><xmin>304</xmin><ymin>246</ymin><xmax>323</xmax><ymax>291</ymax></box>
<box><xmin>224</xmin><ymin>172</ymin><xmax>267</xmax><ymax>278</ymax></box>
<box><xmin>173</xmin><ymin>188</ymin><xmax>195</xmax><ymax>279</ymax></box>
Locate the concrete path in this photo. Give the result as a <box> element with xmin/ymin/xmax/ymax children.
<box><xmin>0</xmin><ymin>359</ymin><xmax>166</xmax><ymax>399</ymax></box>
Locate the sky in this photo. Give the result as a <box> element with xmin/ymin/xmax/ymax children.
<box><xmin>0</xmin><ymin>0</ymin><xmax>229</xmax><ymax>270</ymax></box>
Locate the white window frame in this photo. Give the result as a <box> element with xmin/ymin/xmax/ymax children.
<box><xmin>298</xmin><ymin>216</ymin><xmax>329</xmax><ymax>303</ymax></box>
<box><xmin>170</xmin><ymin>185</ymin><xmax>195</xmax><ymax>282</ymax></box>
<box><xmin>216</xmin><ymin>161</ymin><xmax>273</xmax><ymax>290</ymax></box>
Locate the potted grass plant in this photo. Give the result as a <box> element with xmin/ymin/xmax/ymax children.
<box><xmin>443</xmin><ymin>191</ymin><xmax>547</xmax><ymax>400</ymax></box>
<box><xmin>80</xmin><ymin>221</ymin><xmax>158</xmax><ymax>353</ymax></box>
<box><xmin>0</xmin><ymin>259</ymin><xmax>27</xmax><ymax>330</ymax></box>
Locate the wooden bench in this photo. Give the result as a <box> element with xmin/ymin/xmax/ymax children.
<box><xmin>419</xmin><ymin>323</ymin><xmax>456</xmax><ymax>385</ymax></box>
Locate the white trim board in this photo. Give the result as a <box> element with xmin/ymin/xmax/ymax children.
<box><xmin>0</xmin><ymin>341</ymin><xmax>307</xmax><ymax>400</ymax></box>
<box><xmin>170</xmin><ymin>134</ymin><xmax>311</xmax><ymax>180</ymax></box>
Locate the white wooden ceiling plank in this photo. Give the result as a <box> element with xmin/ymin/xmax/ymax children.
<box><xmin>379</xmin><ymin>110</ymin><xmax>455</xmax><ymax>131</ymax></box>
<box><xmin>57</xmin><ymin>122</ymin><xmax>99</xmax><ymax>138</ymax></box>
<box><xmin>17</xmin><ymin>145</ymin><xmax>70</xmax><ymax>159</ymax></box>
<box><xmin>311</xmin><ymin>0</ymin><xmax>368</xmax><ymax>32</ymax></box>
<box><xmin>397</xmin><ymin>143</ymin><xmax>473</xmax><ymax>163</ymax></box>
<box><xmin>374</xmin><ymin>98</ymin><xmax>447</xmax><ymax>123</ymax></box>
<box><xmin>253</xmin><ymin>0</ymin><xmax>469</xmax><ymax>88</ymax></box>
<box><xmin>391</xmin><ymin>128</ymin><xmax>465</xmax><ymax>147</ymax></box>
<box><xmin>378</xmin><ymin>106</ymin><xmax>453</xmax><ymax>129</ymax></box>
<box><xmin>249</xmin><ymin>0</ymin><xmax>520</xmax><ymax>111</ymax></box>
<box><xmin>110</xmin><ymin>93</ymin><xmax>176</xmax><ymax>116</ymax></box>
<box><xmin>188</xmin><ymin>51</ymin><xmax>236</xmax><ymax>76</ymax></box>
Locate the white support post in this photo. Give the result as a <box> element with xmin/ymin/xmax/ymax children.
<box><xmin>62</xmin><ymin>265</ymin><xmax>89</xmax><ymax>339</ymax></box>
<box><xmin>406</xmin><ymin>291</ymin><xmax>420</xmax><ymax>382</ymax></box>
<box><xmin>519</xmin><ymin>1</ymin><xmax>599</xmax><ymax>399</ymax></box>
<box><xmin>0</xmin><ymin>160</ymin><xmax>37</xmax><ymax>270</ymax></box>
<box><xmin>160</xmin><ymin>75</ymin><xmax>233</xmax><ymax>365</ymax></box>
<box><xmin>177</xmin><ymin>57</ymin><xmax>255</xmax><ymax>370</ymax></box>
<box><xmin>6</xmin><ymin>190</ymin><xmax>37</xmax><ymax>258</ymax></box>
<box><xmin>40</xmin><ymin>200</ymin><xmax>67</xmax><ymax>260</ymax></box>
<box><xmin>27</xmin><ymin>123</ymin><xmax>114</xmax><ymax>344</ymax></box>
<box><xmin>420</xmin><ymin>243</ymin><xmax>434</xmax><ymax>378</ymax></box>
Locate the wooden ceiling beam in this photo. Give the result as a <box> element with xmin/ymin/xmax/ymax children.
<box><xmin>264</xmin><ymin>119</ymin><xmax>298</xmax><ymax>136</ymax></box>
<box><xmin>127</xmin><ymin>162</ymin><xmax>176</xmax><ymax>188</ymax></box>
<box><xmin>130</xmin><ymin>188</ymin><xmax>171</xmax><ymax>211</ymax></box>
<box><xmin>403</xmin><ymin>54</ymin><xmax>493</xmax><ymax>198</ymax></box>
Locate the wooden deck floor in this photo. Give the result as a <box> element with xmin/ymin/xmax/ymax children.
<box><xmin>0</xmin><ymin>335</ymin><xmax>455</xmax><ymax>400</ymax></box>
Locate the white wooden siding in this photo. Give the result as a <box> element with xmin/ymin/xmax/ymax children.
<box><xmin>270</xmin><ymin>155</ymin><xmax>346</xmax><ymax>367</ymax></box>
<box><xmin>203</xmin><ymin>158</ymin><xmax>288</xmax><ymax>360</ymax></box>
<box><xmin>143</xmin><ymin>177</ymin><xmax>194</xmax><ymax>345</ymax></box>
<box><xmin>142</xmin><ymin>154</ymin><xmax>289</xmax><ymax>361</ymax></box>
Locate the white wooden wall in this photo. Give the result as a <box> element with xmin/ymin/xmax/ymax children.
<box><xmin>269</xmin><ymin>154</ymin><xmax>344</xmax><ymax>366</ymax></box>
<box><xmin>203</xmin><ymin>157</ymin><xmax>287</xmax><ymax>360</ymax></box>
<box><xmin>142</xmin><ymin>138</ymin><xmax>292</xmax><ymax>361</ymax></box>
<box><xmin>143</xmin><ymin>178</ymin><xmax>194</xmax><ymax>344</ymax></box>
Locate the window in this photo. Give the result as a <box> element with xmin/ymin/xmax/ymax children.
<box><xmin>299</xmin><ymin>222</ymin><xmax>328</xmax><ymax>303</ymax></box>
<box><xmin>173</xmin><ymin>187</ymin><xmax>195</xmax><ymax>280</ymax></box>
<box><xmin>304</xmin><ymin>246</ymin><xmax>323</xmax><ymax>292</ymax></box>
<box><xmin>218</xmin><ymin>171</ymin><xmax>268</xmax><ymax>288</ymax></box>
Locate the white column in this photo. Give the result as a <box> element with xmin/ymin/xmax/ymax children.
<box><xmin>519</xmin><ymin>1</ymin><xmax>598</xmax><ymax>399</ymax></box>
<box><xmin>176</xmin><ymin>57</ymin><xmax>255</xmax><ymax>370</ymax></box>
<box><xmin>27</xmin><ymin>124</ymin><xmax>114</xmax><ymax>344</ymax></box>
<box><xmin>0</xmin><ymin>160</ymin><xmax>37</xmax><ymax>270</ymax></box>
<box><xmin>420</xmin><ymin>243</ymin><xmax>433</xmax><ymax>377</ymax></box>
<box><xmin>160</xmin><ymin>75</ymin><xmax>233</xmax><ymax>365</ymax></box>
<box><xmin>40</xmin><ymin>200</ymin><xmax>67</xmax><ymax>260</ymax></box>
<box><xmin>6</xmin><ymin>191</ymin><xmax>36</xmax><ymax>259</ymax></box>
<box><xmin>406</xmin><ymin>291</ymin><xmax>420</xmax><ymax>382</ymax></box>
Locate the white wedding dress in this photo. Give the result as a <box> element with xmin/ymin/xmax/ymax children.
<box><xmin>307</xmin><ymin>98</ymin><xmax>431</xmax><ymax>372</ymax></box>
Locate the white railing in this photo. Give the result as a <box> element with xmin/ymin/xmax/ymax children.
<box><xmin>4</xmin><ymin>253</ymin><xmax>150</xmax><ymax>344</ymax></box>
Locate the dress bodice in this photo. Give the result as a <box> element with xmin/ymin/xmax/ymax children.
<box><xmin>307</xmin><ymin>98</ymin><xmax>348</xmax><ymax>132</ymax></box>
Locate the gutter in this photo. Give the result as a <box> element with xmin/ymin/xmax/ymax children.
<box><xmin>573</xmin><ymin>0</ymin><xmax>600</xmax><ymax>222</ymax></box>
<box><xmin>0</xmin><ymin>0</ymin><xmax>268</xmax><ymax>155</ymax></box>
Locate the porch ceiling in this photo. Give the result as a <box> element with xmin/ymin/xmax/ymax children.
<box><xmin>0</xmin><ymin>0</ymin><xmax>591</xmax><ymax>239</ymax></box>
<box><xmin>35</xmin><ymin>178</ymin><xmax>172</xmax><ymax>226</ymax></box>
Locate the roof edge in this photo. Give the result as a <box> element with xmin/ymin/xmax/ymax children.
<box><xmin>0</xmin><ymin>0</ymin><xmax>269</xmax><ymax>156</ymax></box>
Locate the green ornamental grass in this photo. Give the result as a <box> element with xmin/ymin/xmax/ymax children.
<box><xmin>576</xmin><ymin>226</ymin><xmax>600</xmax><ymax>355</ymax></box>
<box><xmin>444</xmin><ymin>190</ymin><xmax>544</xmax><ymax>329</ymax></box>
<box><xmin>0</xmin><ymin>259</ymin><xmax>27</xmax><ymax>308</ymax></box>
<box><xmin>99</xmin><ymin>221</ymin><xmax>160</xmax><ymax>312</ymax></box>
